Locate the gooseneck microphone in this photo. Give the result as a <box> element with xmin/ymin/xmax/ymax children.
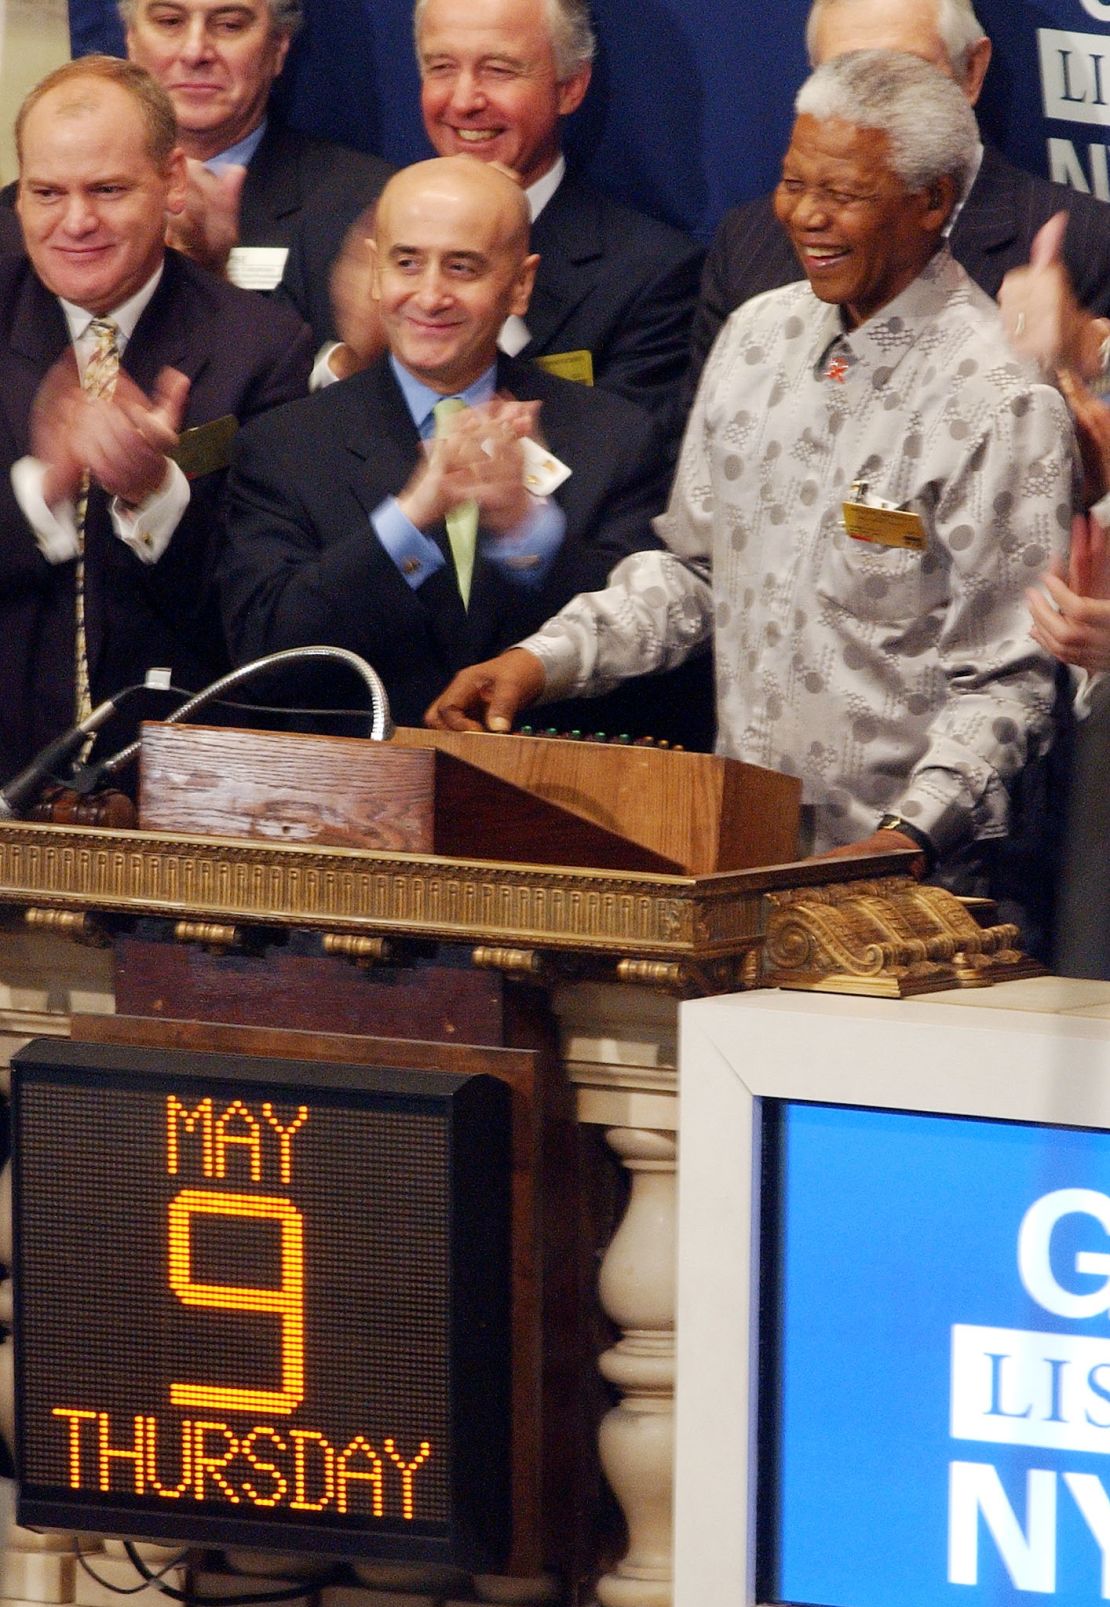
<box><xmin>0</xmin><ymin>698</ymin><xmax>122</xmax><ymax>820</ymax></box>
<box><xmin>0</xmin><ymin>647</ymin><xmax>394</xmax><ymax>820</ymax></box>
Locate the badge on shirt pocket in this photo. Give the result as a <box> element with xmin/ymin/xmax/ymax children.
<box><xmin>841</xmin><ymin>480</ymin><xmax>927</xmax><ymax>553</ymax></box>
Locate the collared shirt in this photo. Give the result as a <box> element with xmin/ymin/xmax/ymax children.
<box><xmin>60</xmin><ymin>266</ymin><xmax>164</xmax><ymax>375</ymax></box>
<box><xmin>205</xmin><ymin>120</ymin><xmax>267</xmax><ymax>174</ymax></box>
<box><xmin>519</xmin><ymin>248</ymin><xmax>1074</xmax><ymax>864</ymax></box>
<box><xmin>371</xmin><ymin>355</ymin><xmax>565</xmax><ymax>592</ymax></box>
<box><xmin>11</xmin><ymin>264</ymin><xmax>191</xmax><ymax>566</ymax></box>
<box><xmin>498</xmin><ymin>156</ymin><xmax>565</xmax><ymax>357</ymax></box>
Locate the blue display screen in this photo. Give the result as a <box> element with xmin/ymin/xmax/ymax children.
<box><xmin>762</xmin><ymin>1101</ymin><xmax>1110</xmax><ymax>1607</ymax></box>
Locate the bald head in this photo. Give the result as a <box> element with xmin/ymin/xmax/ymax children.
<box><xmin>378</xmin><ymin>156</ymin><xmax>531</xmax><ymax>258</ymax></box>
<box><xmin>372</xmin><ymin>156</ymin><xmax>539</xmax><ymax>393</ymax></box>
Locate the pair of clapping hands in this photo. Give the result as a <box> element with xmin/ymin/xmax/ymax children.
<box><xmin>398</xmin><ymin>397</ymin><xmax>543</xmax><ymax>536</ymax></box>
<box><xmin>999</xmin><ymin>212</ymin><xmax>1110</xmax><ymax>674</ymax></box>
<box><xmin>32</xmin><ymin>354</ymin><xmax>189</xmax><ymax>513</ymax></box>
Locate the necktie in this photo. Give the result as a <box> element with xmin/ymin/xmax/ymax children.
<box><xmin>74</xmin><ymin>318</ymin><xmax>121</xmax><ymax>729</ymax></box>
<box><xmin>432</xmin><ymin>396</ymin><xmax>478</xmax><ymax>608</ymax></box>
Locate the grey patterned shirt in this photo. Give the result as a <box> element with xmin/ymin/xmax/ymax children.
<box><xmin>521</xmin><ymin>249</ymin><xmax>1075</xmax><ymax>859</ymax></box>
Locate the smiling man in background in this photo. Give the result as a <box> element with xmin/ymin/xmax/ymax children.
<box><xmin>306</xmin><ymin>0</ymin><xmax>702</xmax><ymax>454</ymax></box>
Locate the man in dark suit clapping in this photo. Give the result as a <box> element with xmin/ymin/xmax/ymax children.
<box><xmin>220</xmin><ymin>156</ymin><xmax>675</xmax><ymax>731</ymax></box>
<box><xmin>0</xmin><ymin>56</ymin><xmax>313</xmax><ymax>784</ymax></box>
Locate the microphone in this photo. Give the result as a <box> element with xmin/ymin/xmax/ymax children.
<box><xmin>0</xmin><ymin>698</ymin><xmax>122</xmax><ymax>820</ymax></box>
<box><xmin>0</xmin><ymin>649</ymin><xmax>394</xmax><ymax>818</ymax></box>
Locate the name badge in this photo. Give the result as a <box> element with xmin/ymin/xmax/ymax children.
<box><xmin>841</xmin><ymin>481</ymin><xmax>927</xmax><ymax>553</ymax></box>
<box><xmin>171</xmin><ymin>415</ymin><xmax>238</xmax><ymax>479</ymax></box>
<box><xmin>533</xmin><ymin>349</ymin><xmax>595</xmax><ymax>386</ymax></box>
<box><xmin>226</xmin><ymin>245</ymin><xmax>289</xmax><ymax>291</ymax></box>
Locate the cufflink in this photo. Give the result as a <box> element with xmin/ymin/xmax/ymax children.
<box><xmin>521</xmin><ymin>436</ymin><xmax>571</xmax><ymax>495</ymax></box>
<box><xmin>402</xmin><ymin>557</ymin><xmax>421</xmax><ymax>575</ymax></box>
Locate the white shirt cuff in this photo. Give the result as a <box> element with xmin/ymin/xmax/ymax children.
<box><xmin>310</xmin><ymin>341</ymin><xmax>345</xmax><ymax>392</ymax></box>
<box><xmin>1072</xmin><ymin>664</ymin><xmax>1107</xmax><ymax>719</ymax></box>
<box><xmin>11</xmin><ymin>456</ymin><xmax>82</xmax><ymax>563</ymax></box>
<box><xmin>111</xmin><ymin>460</ymin><xmax>190</xmax><ymax>563</ymax></box>
<box><xmin>10</xmin><ymin>455</ymin><xmax>189</xmax><ymax>567</ymax></box>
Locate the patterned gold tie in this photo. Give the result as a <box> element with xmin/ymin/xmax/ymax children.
<box><xmin>74</xmin><ymin>318</ymin><xmax>120</xmax><ymax>728</ymax></box>
<box><xmin>432</xmin><ymin>396</ymin><xmax>478</xmax><ymax>608</ymax></box>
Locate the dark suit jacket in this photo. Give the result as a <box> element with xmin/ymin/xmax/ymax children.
<box><xmin>279</xmin><ymin>167</ymin><xmax>703</xmax><ymax>451</ymax></box>
<box><xmin>219</xmin><ymin>353</ymin><xmax>676</xmax><ymax>731</ymax></box>
<box><xmin>0</xmin><ymin>205</ymin><xmax>21</xmax><ymax>257</ymax></box>
<box><xmin>240</xmin><ymin>121</ymin><xmax>392</xmax><ymax>266</ymax></box>
<box><xmin>687</xmin><ymin>143</ymin><xmax>1110</xmax><ymax>391</ymax></box>
<box><xmin>0</xmin><ymin>251</ymin><xmax>314</xmax><ymax>781</ymax></box>
<box><xmin>518</xmin><ymin>172</ymin><xmax>702</xmax><ymax>450</ymax></box>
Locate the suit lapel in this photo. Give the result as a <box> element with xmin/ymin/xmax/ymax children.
<box><xmin>238</xmin><ymin>124</ymin><xmax>303</xmax><ymax>234</ymax></box>
<box><xmin>122</xmin><ymin>252</ymin><xmax>200</xmax><ymax>399</ymax></box>
<box><xmin>340</xmin><ymin>359</ymin><xmax>425</xmax><ymax>517</ymax></box>
<box><xmin>520</xmin><ymin>173</ymin><xmax>602</xmax><ymax>358</ymax></box>
<box><xmin>2</xmin><ymin>264</ymin><xmax>69</xmax><ymax>453</ymax></box>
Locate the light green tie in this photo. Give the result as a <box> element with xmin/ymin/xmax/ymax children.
<box><xmin>433</xmin><ymin>396</ymin><xmax>478</xmax><ymax>607</ymax></box>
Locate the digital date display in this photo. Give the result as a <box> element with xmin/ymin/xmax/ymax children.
<box><xmin>11</xmin><ymin>1041</ymin><xmax>511</xmax><ymax>1565</ymax></box>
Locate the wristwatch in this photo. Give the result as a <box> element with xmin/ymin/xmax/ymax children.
<box><xmin>876</xmin><ymin>813</ymin><xmax>936</xmax><ymax>873</ymax></box>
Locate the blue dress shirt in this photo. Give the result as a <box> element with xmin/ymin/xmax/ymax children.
<box><xmin>371</xmin><ymin>357</ymin><xmax>566</xmax><ymax>592</ymax></box>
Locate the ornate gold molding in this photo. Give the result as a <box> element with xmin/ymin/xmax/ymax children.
<box><xmin>761</xmin><ymin>876</ymin><xmax>1044</xmax><ymax>996</ymax></box>
<box><xmin>0</xmin><ymin>824</ymin><xmax>1036</xmax><ymax>998</ymax></box>
<box><xmin>0</xmin><ymin>821</ymin><xmax>771</xmax><ymax>962</ymax></box>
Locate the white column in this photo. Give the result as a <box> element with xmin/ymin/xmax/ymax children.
<box><xmin>554</xmin><ymin>984</ymin><xmax>680</xmax><ymax>1607</ymax></box>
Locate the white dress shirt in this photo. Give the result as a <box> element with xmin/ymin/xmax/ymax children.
<box><xmin>11</xmin><ymin>265</ymin><xmax>190</xmax><ymax>566</ymax></box>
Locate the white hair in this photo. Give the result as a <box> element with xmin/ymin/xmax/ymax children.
<box><xmin>118</xmin><ymin>0</ymin><xmax>303</xmax><ymax>38</ymax></box>
<box><xmin>795</xmin><ymin>49</ymin><xmax>978</xmax><ymax>191</ymax></box>
<box><xmin>805</xmin><ymin>0</ymin><xmax>987</xmax><ymax>79</ymax></box>
<box><xmin>413</xmin><ymin>0</ymin><xmax>595</xmax><ymax>80</ymax></box>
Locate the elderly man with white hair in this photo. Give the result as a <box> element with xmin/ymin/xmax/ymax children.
<box><xmin>428</xmin><ymin>50</ymin><xmax>1074</xmax><ymax>899</ymax></box>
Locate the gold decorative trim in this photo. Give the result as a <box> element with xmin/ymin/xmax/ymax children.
<box><xmin>616</xmin><ymin>958</ymin><xmax>688</xmax><ymax>992</ymax></box>
<box><xmin>762</xmin><ymin>877</ymin><xmax>1044</xmax><ymax>996</ymax></box>
<box><xmin>321</xmin><ymin>933</ymin><xmax>393</xmax><ymax>965</ymax></box>
<box><xmin>471</xmin><ymin>945</ymin><xmax>549</xmax><ymax>979</ymax></box>
<box><xmin>0</xmin><ymin>824</ymin><xmax>1035</xmax><ymax>998</ymax></box>
<box><xmin>24</xmin><ymin>906</ymin><xmax>109</xmax><ymax>947</ymax></box>
<box><xmin>0</xmin><ymin>821</ymin><xmax>774</xmax><ymax>960</ymax></box>
<box><xmin>173</xmin><ymin>920</ymin><xmax>241</xmax><ymax>951</ymax></box>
